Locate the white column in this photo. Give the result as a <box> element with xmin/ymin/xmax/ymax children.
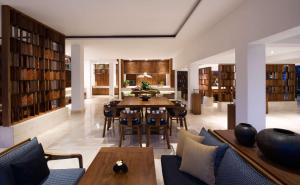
<box><xmin>174</xmin><ymin>70</ymin><xmax>178</xmax><ymax>99</ymax></box>
<box><xmin>188</xmin><ymin>63</ymin><xmax>199</xmax><ymax>110</ymax></box>
<box><xmin>71</xmin><ymin>44</ymin><xmax>85</xmax><ymax>111</ymax></box>
<box><xmin>109</xmin><ymin>61</ymin><xmax>117</xmax><ymax>98</ymax></box>
<box><xmin>235</xmin><ymin>44</ymin><xmax>266</xmax><ymax>131</ymax></box>
<box><xmin>84</xmin><ymin>60</ymin><xmax>92</xmax><ymax>99</ymax></box>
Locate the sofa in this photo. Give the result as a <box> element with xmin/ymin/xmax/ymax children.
<box><xmin>161</xmin><ymin>129</ymin><xmax>275</xmax><ymax>185</ymax></box>
<box><xmin>0</xmin><ymin>138</ymin><xmax>85</xmax><ymax>185</ymax></box>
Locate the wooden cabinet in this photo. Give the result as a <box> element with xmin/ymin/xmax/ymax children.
<box><xmin>124</xmin><ymin>61</ymin><xmax>140</xmax><ymax>74</ymax></box>
<box><xmin>191</xmin><ymin>93</ymin><xmax>201</xmax><ymax>115</ymax></box>
<box><xmin>156</xmin><ymin>60</ymin><xmax>169</xmax><ymax>74</ymax></box>
<box><xmin>227</xmin><ymin>104</ymin><xmax>236</xmax><ymax>129</ymax></box>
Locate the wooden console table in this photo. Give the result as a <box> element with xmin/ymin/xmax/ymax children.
<box><xmin>213</xmin><ymin>130</ymin><xmax>300</xmax><ymax>185</ymax></box>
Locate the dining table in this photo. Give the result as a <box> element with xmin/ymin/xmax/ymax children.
<box><xmin>117</xmin><ymin>96</ymin><xmax>176</xmax><ymax>108</ymax></box>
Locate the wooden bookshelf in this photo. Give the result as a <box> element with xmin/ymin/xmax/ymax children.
<box><xmin>218</xmin><ymin>64</ymin><xmax>235</xmax><ymax>102</ymax></box>
<box><xmin>177</xmin><ymin>71</ymin><xmax>188</xmax><ymax>100</ymax></box>
<box><xmin>266</xmin><ymin>64</ymin><xmax>296</xmax><ymax>101</ymax></box>
<box><xmin>199</xmin><ymin>67</ymin><xmax>212</xmax><ymax>97</ymax></box>
<box><xmin>65</xmin><ymin>56</ymin><xmax>71</xmax><ymax>88</ymax></box>
<box><xmin>1</xmin><ymin>5</ymin><xmax>66</xmax><ymax>126</ymax></box>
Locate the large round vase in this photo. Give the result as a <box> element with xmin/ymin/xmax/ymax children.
<box><xmin>234</xmin><ymin>123</ymin><xmax>257</xmax><ymax>147</ymax></box>
<box><xmin>256</xmin><ymin>128</ymin><xmax>300</xmax><ymax>168</ymax></box>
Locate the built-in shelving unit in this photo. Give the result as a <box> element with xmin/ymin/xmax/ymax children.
<box><xmin>1</xmin><ymin>5</ymin><xmax>66</xmax><ymax>126</ymax></box>
<box><xmin>266</xmin><ymin>64</ymin><xmax>296</xmax><ymax>101</ymax></box>
<box><xmin>65</xmin><ymin>56</ymin><xmax>71</xmax><ymax>88</ymax></box>
<box><xmin>199</xmin><ymin>67</ymin><xmax>212</xmax><ymax>97</ymax></box>
<box><xmin>218</xmin><ymin>64</ymin><xmax>235</xmax><ymax>102</ymax></box>
<box><xmin>177</xmin><ymin>71</ymin><xmax>188</xmax><ymax>100</ymax></box>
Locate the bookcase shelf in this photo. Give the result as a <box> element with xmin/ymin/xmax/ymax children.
<box><xmin>1</xmin><ymin>5</ymin><xmax>66</xmax><ymax>126</ymax></box>
<box><xmin>199</xmin><ymin>67</ymin><xmax>212</xmax><ymax>97</ymax></box>
<box><xmin>218</xmin><ymin>64</ymin><xmax>235</xmax><ymax>102</ymax></box>
<box><xmin>266</xmin><ymin>64</ymin><xmax>296</xmax><ymax>101</ymax></box>
<box><xmin>177</xmin><ymin>71</ymin><xmax>188</xmax><ymax>100</ymax></box>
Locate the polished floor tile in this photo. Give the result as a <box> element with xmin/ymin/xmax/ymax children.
<box><xmin>36</xmin><ymin>96</ymin><xmax>300</xmax><ymax>185</ymax></box>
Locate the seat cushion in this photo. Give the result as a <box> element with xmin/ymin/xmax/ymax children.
<box><xmin>0</xmin><ymin>138</ymin><xmax>39</xmax><ymax>185</ymax></box>
<box><xmin>147</xmin><ymin>118</ymin><xmax>167</xmax><ymax>125</ymax></box>
<box><xmin>11</xmin><ymin>144</ymin><xmax>49</xmax><ymax>185</ymax></box>
<box><xmin>120</xmin><ymin>118</ymin><xmax>141</xmax><ymax>125</ymax></box>
<box><xmin>41</xmin><ymin>168</ymin><xmax>85</xmax><ymax>185</ymax></box>
<box><xmin>216</xmin><ymin>148</ymin><xmax>275</xmax><ymax>185</ymax></box>
<box><xmin>161</xmin><ymin>155</ymin><xmax>207</xmax><ymax>185</ymax></box>
<box><xmin>199</xmin><ymin>128</ymin><xmax>229</xmax><ymax>173</ymax></box>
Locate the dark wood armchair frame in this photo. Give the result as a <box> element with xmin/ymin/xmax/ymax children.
<box><xmin>119</xmin><ymin>111</ymin><xmax>142</xmax><ymax>147</ymax></box>
<box><xmin>0</xmin><ymin>139</ymin><xmax>83</xmax><ymax>169</ymax></box>
<box><xmin>146</xmin><ymin>112</ymin><xmax>170</xmax><ymax>149</ymax></box>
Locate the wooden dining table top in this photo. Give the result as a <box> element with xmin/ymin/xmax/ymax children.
<box><xmin>117</xmin><ymin>96</ymin><xmax>175</xmax><ymax>108</ymax></box>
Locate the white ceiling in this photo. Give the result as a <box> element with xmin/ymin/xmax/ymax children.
<box><xmin>0</xmin><ymin>0</ymin><xmax>246</xmax><ymax>61</ymax></box>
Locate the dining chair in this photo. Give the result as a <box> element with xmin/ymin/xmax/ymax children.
<box><xmin>103</xmin><ymin>104</ymin><xmax>114</xmax><ymax>137</ymax></box>
<box><xmin>167</xmin><ymin>103</ymin><xmax>188</xmax><ymax>136</ymax></box>
<box><xmin>146</xmin><ymin>110</ymin><xmax>170</xmax><ymax>149</ymax></box>
<box><xmin>119</xmin><ymin>110</ymin><xmax>142</xmax><ymax>147</ymax></box>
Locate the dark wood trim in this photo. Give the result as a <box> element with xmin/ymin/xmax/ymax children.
<box><xmin>0</xmin><ymin>139</ymin><xmax>31</xmax><ymax>157</ymax></box>
<box><xmin>174</xmin><ymin>0</ymin><xmax>201</xmax><ymax>36</ymax></box>
<box><xmin>66</xmin><ymin>35</ymin><xmax>175</xmax><ymax>39</ymax></box>
<box><xmin>2</xmin><ymin>5</ymin><xmax>12</xmax><ymax>125</ymax></box>
<box><xmin>66</xmin><ymin>0</ymin><xmax>201</xmax><ymax>39</ymax></box>
<box><xmin>45</xmin><ymin>153</ymin><xmax>83</xmax><ymax>168</ymax></box>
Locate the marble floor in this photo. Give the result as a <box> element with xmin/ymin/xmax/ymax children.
<box><xmin>35</xmin><ymin>96</ymin><xmax>300</xmax><ymax>185</ymax></box>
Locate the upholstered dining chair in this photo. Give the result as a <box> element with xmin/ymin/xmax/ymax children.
<box><xmin>103</xmin><ymin>104</ymin><xmax>114</xmax><ymax>137</ymax></box>
<box><xmin>146</xmin><ymin>110</ymin><xmax>170</xmax><ymax>149</ymax></box>
<box><xmin>119</xmin><ymin>110</ymin><xmax>142</xmax><ymax>147</ymax></box>
<box><xmin>167</xmin><ymin>103</ymin><xmax>188</xmax><ymax>136</ymax></box>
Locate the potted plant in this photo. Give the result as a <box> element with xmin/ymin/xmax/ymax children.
<box><xmin>123</xmin><ymin>80</ymin><xmax>130</xmax><ymax>87</ymax></box>
<box><xmin>141</xmin><ymin>81</ymin><xmax>151</xmax><ymax>90</ymax></box>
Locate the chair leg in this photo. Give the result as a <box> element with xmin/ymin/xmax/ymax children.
<box><xmin>169</xmin><ymin>118</ymin><xmax>173</xmax><ymax>136</ymax></box>
<box><xmin>179</xmin><ymin>117</ymin><xmax>183</xmax><ymax>127</ymax></box>
<box><xmin>119</xmin><ymin>126</ymin><xmax>124</xmax><ymax>147</ymax></box>
<box><xmin>184</xmin><ymin>117</ymin><xmax>188</xmax><ymax>130</ymax></box>
<box><xmin>137</xmin><ymin>126</ymin><xmax>142</xmax><ymax>147</ymax></box>
<box><xmin>102</xmin><ymin>117</ymin><xmax>107</xmax><ymax>137</ymax></box>
<box><xmin>146</xmin><ymin>126</ymin><xmax>151</xmax><ymax>147</ymax></box>
<box><xmin>165</xmin><ymin>126</ymin><xmax>171</xmax><ymax>149</ymax></box>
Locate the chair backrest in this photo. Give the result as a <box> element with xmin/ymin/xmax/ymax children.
<box><xmin>174</xmin><ymin>103</ymin><xmax>187</xmax><ymax>117</ymax></box>
<box><xmin>120</xmin><ymin>111</ymin><xmax>141</xmax><ymax>126</ymax></box>
<box><xmin>103</xmin><ymin>104</ymin><xmax>113</xmax><ymax>117</ymax></box>
<box><xmin>147</xmin><ymin>110</ymin><xmax>166</xmax><ymax>126</ymax></box>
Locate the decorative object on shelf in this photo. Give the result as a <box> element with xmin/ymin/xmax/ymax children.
<box><xmin>141</xmin><ymin>81</ymin><xmax>151</xmax><ymax>90</ymax></box>
<box><xmin>140</xmin><ymin>94</ymin><xmax>151</xmax><ymax>101</ymax></box>
<box><xmin>123</xmin><ymin>80</ymin><xmax>130</xmax><ymax>87</ymax></box>
<box><xmin>113</xmin><ymin>160</ymin><xmax>128</xmax><ymax>174</ymax></box>
<box><xmin>137</xmin><ymin>72</ymin><xmax>152</xmax><ymax>79</ymax></box>
<box><xmin>234</xmin><ymin>123</ymin><xmax>257</xmax><ymax>147</ymax></box>
<box><xmin>256</xmin><ymin>128</ymin><xmax>300</xmax><ymax>168</ymax></box>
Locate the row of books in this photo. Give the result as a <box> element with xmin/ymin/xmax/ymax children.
<box><xmin>267</xmin><ymin>93</ymin><xmax>295</xmax><ymax>101</ymax></box>
<box><xmin>11</xmin><ymin>81</ymin><xmax>65</xmax><ymax>94</ymax></box>
<box><xmin>219</xmin><ymin>72</ymin><xmax>235</xmax><ymax>80</ymax></box>
<box><xmin>266</xmin><ymin>80</ymin><xmax>295</xmax><ymax>86</ymax></box>
<box><xmin>199</xmin><ymin>74</ymin><xmax>210</xmax><ymax>80</ymax></box>
<box><xmin>199</xmin><ymin>79</ymin><xmax>211</xmax><ymax>85</ymax></box>
<box><xmin>266</xmin><ymin>64</ymin><xmax>295</xmax><ymax>72</ymax></box>
<box><xmin>44</xmin><ymin>49</ymin><xmax>61</xmax><ymax>61</ymax></box>
<box><xmin>219</xmin><ymin>65</ymin><xmax>235</xmax><ymax>72</ymax></box>
<box><xmin>266</xmin><ymin>86</ymin><xmax>295</xmax><ymax>94</ymax></box>
<box><xmin>11</xmin><ymin>54</ymin><xmax>64</xmax><ymax>70</ymax></box>
<box><xmin>219</xmin><ymin>80</ymin><xmax>235</xmax><ymax>86</ymax></box>
<box><xmin>199</xmin><ymin>68</ymin><xmax>211</xmax><ymax>74</ymax></box>
<box><xmin>266</xmin><ymin>72</ymin><xmax>295</xmax><ymax>80</ymax></box>
<box><xmin>11</xmin><ymin>26</ymin><xmax>40</xmax><ymax>46</ymax></box>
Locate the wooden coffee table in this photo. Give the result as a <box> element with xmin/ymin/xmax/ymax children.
<box><xmin>78</xmin><ymin>147</ymin><xmax>157</xmax><ymax>185</ymax></box>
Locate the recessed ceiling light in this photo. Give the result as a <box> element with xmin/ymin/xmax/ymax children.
<box><xmin>270</xmin><ymin>50</ymin><xmax>275</xmax><ymax>55</ymax></box>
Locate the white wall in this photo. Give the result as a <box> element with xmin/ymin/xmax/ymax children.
<box><xmin>175</xmin><ymin>0</ymin><xmax>300</xmax><ymax>68</ymax></box>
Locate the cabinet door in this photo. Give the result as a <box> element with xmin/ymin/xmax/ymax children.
<box><xmin>124</xmin><ymin>61</ymin><xmax>140</xmax><ymax>74</ymax></box>
<box><xmin>156</xmin><ymin>60</ymin><xmax>169</xmax><ymax>74</ymax></box>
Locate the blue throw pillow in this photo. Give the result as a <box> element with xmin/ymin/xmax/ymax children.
<box><xmin>199</xmin><ymin>128</ymin><xmax>229</xmax><ymax>174</ymax></box>
<box><xmin>11</xmin><ymin>144</ymin><xmax>49</xmax><ymax>185</ymax></box>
